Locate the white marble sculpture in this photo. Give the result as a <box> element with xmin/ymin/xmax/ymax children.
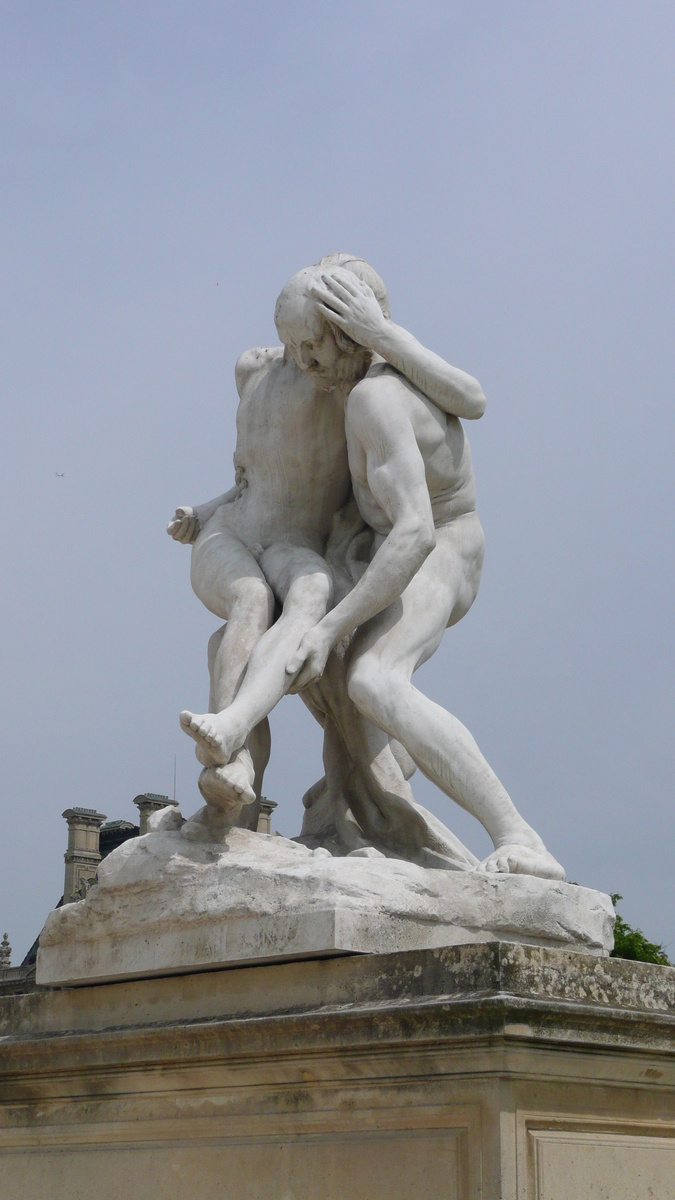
<box><xmin>36</xmin><ymin>813</ymin><xmax>614</xmax><ymax>985</ymax></box>
<box><xmin>38</xmin><ymin>254</ymin><xmax>619</xmax><ymax>987</ymax></box>
<box><xmin>168</xmin><ymin>254</ymin><xmax>564</xmax><ymax>880</ymax></box>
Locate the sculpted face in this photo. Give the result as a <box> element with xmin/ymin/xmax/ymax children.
<box><xmin>275</xmin><ymin>268</ymin><xmax>369</xmax><ymax>391</ymax></box>
<box><xmin>275</xmin><ymin>276</ymin><xmax>342</xmax><ymax>382</ymax></box>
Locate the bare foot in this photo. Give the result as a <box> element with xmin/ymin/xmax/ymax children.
<box><xmin>181</xmin><ymin>804</ymin><xmax>232</xmax><ymax>843</ymax></box>
<box><xmin>198</xmin><ymin>749</ymin><xmax>256</xmax><ymax>814</ymax></box>
<box><xmin>179</xmin><ymin>709</ymin><xmax>243</xmax><ymax>765</ymax></box>
<box><xmin>477</xmin><ymin>843</ymin><xmax>566</xmax><ymax>881</ymax></box>
<box><xmin>219</xmin><ymin>749</ymin><xmax>256</xmax><ymax>805</ymax></box>
<box><xmin>194</xmin><ymin>740</ymin><xmax>219</xmax><ymax>768</ymax></box>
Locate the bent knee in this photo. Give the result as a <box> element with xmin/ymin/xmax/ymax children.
<box><xmin>229</xmin><ymin>581</ymin><xmax>274</xmax><ymax>640</ymax></box>
<box><xmin>285</xmin><ymin>570</ymin><xmax>333</xmax><ymax>619</ymax></box>
<box><xmin>227</xmin><ymin>575</ymin><xmax>273</xmax><ymax>614</ymax></box>
<box><xmin>348</xmin><ymin>658</ymin><xmax>412</xmax><ymax>730</ymax></box>
<box><xmin>347</xmin><ymin>657</ymin><xmax>387</xmax><ymax>715</ymax></box>
<box><xmin>192</xmin><ymin>566</ymin><xmax>274</xmax><ymax>628</ymax></box>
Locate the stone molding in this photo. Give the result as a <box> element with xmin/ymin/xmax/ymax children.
<box><xmin>1</xmin><ymin>944</ymin><xmax>674</xmax><ymax>1200</ymax></box>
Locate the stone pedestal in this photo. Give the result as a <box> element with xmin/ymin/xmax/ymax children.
<box><xmin>2</xmin><ymin>942</ymin><xmax>674</xmax><ymax>1199</ymax></box>
<box><xmin>35</xmin><ymin>826</ymin><xmax>615</xmax><ymax>985</ymax></box>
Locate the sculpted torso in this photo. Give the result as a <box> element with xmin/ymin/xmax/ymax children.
<box><xmin>347</xmin><ymin>363</ymin><xmax>477</xmax><ymax>539</ymax></box>
<box><xmin>224</xmin><ymin>347</ymin><xmax>351</xmax><ymax>555</ymax></box>
<box><xmin>229</xmin><ymin>351</ymin><xmax>477</xmax><ymax>553</ymax></box>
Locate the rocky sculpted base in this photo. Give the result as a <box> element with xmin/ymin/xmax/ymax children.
<box><xmin>36</xmin><ymin>818</ymin><xmax>615</xmax><ymax>986</ymax></box>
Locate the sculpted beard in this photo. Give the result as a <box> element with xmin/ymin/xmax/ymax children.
<box><xmin>312</xmin><ymin>322</ymin><xmax>372</xmax><ymax>390</ymax></box>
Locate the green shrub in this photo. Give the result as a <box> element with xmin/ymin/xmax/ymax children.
<box><xmin>610</xmin><ymin>894</ymin><xmax>670</xmax><ymax>965</ymax></box>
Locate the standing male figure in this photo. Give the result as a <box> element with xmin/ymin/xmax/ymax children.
<box><xmin>287</xmin><ymin>270</ymin><xmax>564</xmax><ymax>879</ymax></box>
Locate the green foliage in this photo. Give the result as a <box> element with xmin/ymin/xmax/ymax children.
<box><xmin>610</xmin><ymin>894</ymin><xmax>671</xmax><ymax>966</ymax></box>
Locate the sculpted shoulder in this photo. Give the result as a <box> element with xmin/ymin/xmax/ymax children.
<box><xmin>235</xmin><ymin>345</ymin><xmax>284</xmax><ymax>393</ymax></box>
<box><xmin>346</xmin><ymin>366</ymin><xmax>416</xmax><ymax>440</ymax></box>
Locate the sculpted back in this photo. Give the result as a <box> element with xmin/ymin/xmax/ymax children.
<box><xmin>229</xmin><ymin>347</ymin><xmax>352</xmax><ymax>554</ymax></box>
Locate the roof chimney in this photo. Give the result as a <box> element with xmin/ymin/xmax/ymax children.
<box><xmin>133</xmin><ymin>793</ymin><xmax>178</xmax><ymax>835</ymax></box>
<box><xmin>257</xmin><ymin>797</ymin><xmax>277</xmax><ymax>835</ymax></box>
<box><xmin>62</xmin><ymin>807</ymin><xmax>107</xmax><ymax>903</ymax></box>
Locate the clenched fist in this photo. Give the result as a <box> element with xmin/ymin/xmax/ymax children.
<box><xmin>167</xmin><ymin>506</ymin><xmax>200</xmax><ymax>544</ymax></box>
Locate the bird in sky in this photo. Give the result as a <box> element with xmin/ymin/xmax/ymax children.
<box><xmin>55</xmin><ymin>471</ymin><xmax>65</xmax><ymax>477</ymax></box>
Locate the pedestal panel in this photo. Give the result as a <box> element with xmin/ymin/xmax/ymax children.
<box><xmin>2</xmin><ymin>943</ymin><xmax>674</xmax><ymax>1200</ymax></box>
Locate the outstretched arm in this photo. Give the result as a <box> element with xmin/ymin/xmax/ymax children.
<box><xmin>287</xmin><ymin>376</ymin><xmax>435</xmax><ymax>688</ymax></box>
<box><xmin>310</xmin><ymin>268</ymin><xmax>486</xmax><ymax>420</ymax></box>
<box><xmin>167</xmin><ymin>485</ymin><xmax>240</xmax><ymax>544</ymax></box>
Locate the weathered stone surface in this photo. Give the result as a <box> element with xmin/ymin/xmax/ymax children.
<box><xmin>36</xmin><ymin>827</ymin><xmax>614</xmax><ymax>986</ymax></box>
<box><xmin>7</xmin><ymin>942</ymin><xmax>675</xmax><ymax>1041</ymax></box>
<box><xmin>2</xmin><ymin>944</ymin><xmax>675</xmax><ymax>1200</ymax></box>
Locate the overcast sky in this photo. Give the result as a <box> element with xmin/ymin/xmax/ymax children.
<box><xmin>1</xmin><ymin>1</ymin><xmax>673</xmax><ymax>961</ymax></box>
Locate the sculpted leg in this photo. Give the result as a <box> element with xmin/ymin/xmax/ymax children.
<box><xmin>305</xmin><ymin>653</ymin><xmax>479</xmax><ymax>869</ymax></box>
<box><xmin>183</xmin><ymin>511</ymin><xmax>274</xmax><ymax>809</ymax></box>
<box><xmin>182</xmin><ymin>545</ymin><xmax>334</xmax><ymax>765</ymax></box>
<box><xmin>201</xmin><ymin>628</ymin><xmax>270</xmax><ymax>825</ymax></box>
<box><xmin>190</xmin><ymin>510</ymin><xmax>275</xmax><ymax>702</ymax></box>
<box><xmin>346</xmin><ymin>524</ymin><xmax>565</xmax><ymax>880</ymax></box>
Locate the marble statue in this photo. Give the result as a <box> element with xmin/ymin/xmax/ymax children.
<box><xmin>37</xmin><ymin>255</ymin><xmax>618</xmax><ymax>988</ymax></box>
<box><xmin>168</xmin><ymin>254</ymin><xmax>564</xmax><ymax>881</ymax></box>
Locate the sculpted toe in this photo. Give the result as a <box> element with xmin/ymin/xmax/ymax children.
<box><xmin>478</xmin><ymin>843</ymin><xmax>566</xmax><ymax>881</ymax></box>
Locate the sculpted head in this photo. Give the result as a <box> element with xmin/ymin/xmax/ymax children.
<box><xmin>275</xmin><ymin>253</ymin><xmax>390</xmax><ymax>390</ymax></box>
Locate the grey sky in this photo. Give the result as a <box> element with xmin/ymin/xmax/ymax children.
<box><xmin>1</xmin><ymin>1</ymin><xmax>673</xmax><ymax>960</ymax></box>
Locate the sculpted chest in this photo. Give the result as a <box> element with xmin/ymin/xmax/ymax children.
<box><xmin>233</xmin><ymin>366</ymin><xmax>349</xmax><ymax>512</ymax></box>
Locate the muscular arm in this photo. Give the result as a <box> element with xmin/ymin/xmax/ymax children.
<box><xmin>192</xmin><ymin>485</ymin><xmax>240</xmax><ymax>525</ymax></box>
<box><xmin>195</xmin><ymin>347</ymin><xmax>278</xmax><ymax>521</ymax></box>
<box><xmin>287</xmin><ymin>377</ymin><xmax>435</xmax><ymax>686</ymax></box>
<box><xmin>311</xmin><ymin>269</ymin><xmax>486</xmax><ymax>420</ymax></box>
<box><xmin>369</xmin><ymin>323</ymin><xmax>486</xmax><ymax>420</ymax></box>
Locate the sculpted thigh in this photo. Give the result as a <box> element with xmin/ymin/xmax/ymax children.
<box><xmin>191</xmin><ymin>507</ymin><xmax>271</xmax><ymax>621</ymax></box>
<box><xmin>349</xmin><ymin>514</ymin><xmax>484</xmax><ymax>679</ymax></box>
<box><xmin>259</xmin><ymin>543</ymin><xmax>334</xmax><ymax>613</ymax></box>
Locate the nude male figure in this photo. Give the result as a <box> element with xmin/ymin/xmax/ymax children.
<box><xmin>286</xmin><ymin>275</ymin><xmax>565</xmax><ymax>879</ymax></box>
<box><xmin>169</xmin><ymin>254</ymin><xmax>475</xmax><ymax>815</ymax></box>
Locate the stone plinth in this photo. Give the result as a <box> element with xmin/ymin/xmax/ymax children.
<box><xmin>2</xmin><ymin>942</ymin><xmax>675</xmax><ymax>1200</ymax></box>
<box><xmin>36</xmin><ymin>826</ymin><xmax>614</xmax><ymax>986</ymax></box>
